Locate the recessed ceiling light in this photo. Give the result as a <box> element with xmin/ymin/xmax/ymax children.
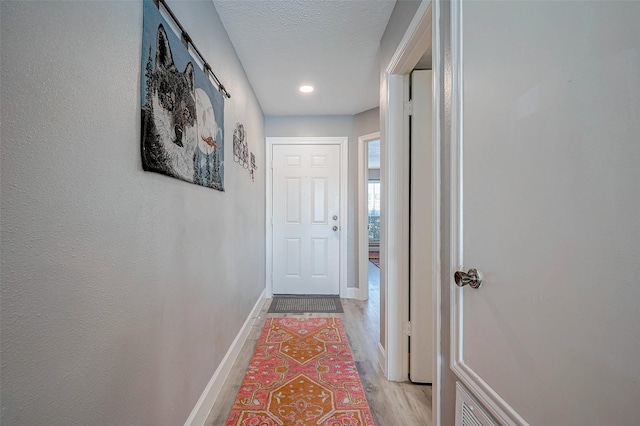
<box><xmin>299</xmin><ymin>85</ymin><xmax>314</xmax><ymax>93</ymax></box>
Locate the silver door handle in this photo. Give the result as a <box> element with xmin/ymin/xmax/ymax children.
<box><xmin>454</xmin><ymin>268</ymin><xmax>483</xmax><ymax>289</ymax></box>
<box><xmin>332</xmin><ymin>226</ymin><xmax>338</xmax><ymax>231</ymax></box>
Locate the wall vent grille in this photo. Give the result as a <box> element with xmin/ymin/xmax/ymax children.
<box><xmin>456</xmin><ymin>382</ymin><xmax>498</xmax><ymax>426</ymax></box>
<box><xmin>462</xmin><ymin>401</ymin><xmax>483</xmax><ymax>426</ymax></box>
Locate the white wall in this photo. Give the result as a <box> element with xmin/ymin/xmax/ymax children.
<box><xmin>265</xmin><ymin>115</ymin><xmax>354</xmax><ymax>138</ymax></box>
<box><xmin>0</xmin><ymin>1</ymin><xmax>265</xmax><ymax>424</ymax></box>
<box><xmin>265</xmin><ymin>109</ymin><xmax>380</xmax><ymax>291</ymax></box>
<box><xmin>354</xmin><ymin>106</ymin><xmax>380</xmax><ymax>137</ymax></box>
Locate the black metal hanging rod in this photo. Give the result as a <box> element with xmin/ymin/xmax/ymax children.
<box><xmin>153</xmin><ymin>0</ymin><xmax>231</xmax><ymax>99</ymax></box>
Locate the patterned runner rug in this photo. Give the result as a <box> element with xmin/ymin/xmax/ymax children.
<box><xmin>226</xmin><ymin>317</ymin><xmax>375</xmax><ymax>426</ymax></box>
<box><xmin>368</xmin><ymin>251</ymin><xmax>380</xmax><ymax>267</ymax></box>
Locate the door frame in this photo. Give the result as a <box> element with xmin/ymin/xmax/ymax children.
<box><xmin>357</xmin><ymin>131</ymin><xmax>381</xmax><ymax>300</ymax></box>
<box><xmin>383</xmin><ymin>0</ymin><xmax>441</xmax><ymax>423</ymax></box>
<box><xmin>265</xmin><ymin>137</ymin><xmax>349</xmax><ymax>298</ymax></box>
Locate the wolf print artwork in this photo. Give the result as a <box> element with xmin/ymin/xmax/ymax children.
<box><xmin>140</xmin><ymin>0</ymin><xmax>224</xmax><ymax>191</ymax></box>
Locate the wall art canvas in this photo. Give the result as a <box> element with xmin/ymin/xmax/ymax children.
<box><xmin>140</xmin><ymin>0</ymin><xmax>224</xmax><ymax>191</ymax></box>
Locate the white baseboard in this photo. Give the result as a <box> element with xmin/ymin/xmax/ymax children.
<box><xmin>378</xmin><ymin>342</ymin><xmax>387</xmax><ymax>376</ymax></box>
<box><xmin>345</xmin><ymin>287</ymin><xmax>369</xmax><ymax>301</ymax></box>
<box><xmin>345</xmin><ymin>287</ymin><xmax>359</xmax><ymax>299</ymax></box>
<box><xmin>184</xmin><ymin>289</ymin><xmax>267</xmax><ymax>426</ymax></box>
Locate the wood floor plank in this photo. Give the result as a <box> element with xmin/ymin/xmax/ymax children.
<box><xmin>205</xmin><ymin>264</ymin><xmax>432</xmax><ymax>425</ymax></box>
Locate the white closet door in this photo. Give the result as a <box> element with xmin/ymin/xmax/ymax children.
<box><xmin>410</xmin><ymin>69</ymin><xmax>435</xmax><ymax>384</ymax></box>
<box><xmin>451</xmin><ymin>1</ymin><xmax>640</xmax><ymax>424</ymax></box>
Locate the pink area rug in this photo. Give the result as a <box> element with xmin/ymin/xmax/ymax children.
<box><xmin>226</xmin><ymin>317</ymin><xmax>375</xmax><ymax>425</ymax></box>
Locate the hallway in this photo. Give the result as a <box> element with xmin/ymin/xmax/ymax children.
<box><xmin>207</xmin><ymin>261</ymin><xmax>432</xmax><ymax>425</ymax></box>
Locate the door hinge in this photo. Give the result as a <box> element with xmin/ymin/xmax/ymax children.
<box><xmin>404</xmin><ymin>100</ymin><xmax>413</xmax><ymax>116</ymax></box>
<box><xmin>405</xmin><ymin>321</ymin><xmax>412</xmax><ymax>336</ymax></box>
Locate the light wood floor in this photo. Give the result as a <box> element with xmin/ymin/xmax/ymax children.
<box><xmin>205</xmin><ymin>262</ymin><xmax>432</xmax><ymax>425</ymax></box>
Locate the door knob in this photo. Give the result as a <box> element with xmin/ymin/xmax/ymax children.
<box><xmin>454</xmin><ymin>268</ymin><xmax>483</xmax><ymax>289</ymax></box>
<box><xmin>333</xmin><ymin>215</ymin><xmax>338</xmax><ymax>221</ymax></box>
<box><xmin>332</xmin><ymin>226</ymin><xmax>338</xmax><ymax>231</ymax></box>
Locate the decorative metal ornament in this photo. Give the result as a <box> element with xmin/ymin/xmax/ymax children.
<box><xmin>233</xmin><ymin>123</ymin><xmax>249</xmax><ymax>169</ymax></box>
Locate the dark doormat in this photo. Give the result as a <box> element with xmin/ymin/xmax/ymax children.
<box><xmin>268</xmin><ymin>296</ymin><xmax>344</xmax><ymax>314</ymax></box>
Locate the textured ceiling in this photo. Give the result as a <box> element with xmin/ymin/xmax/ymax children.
<box><xmin>213</xmin><ymin>0</ymin><xmax>397</xmax><ymax>116</ymax></box>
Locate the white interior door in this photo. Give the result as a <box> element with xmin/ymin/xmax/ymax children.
<box><xmin>409</xmin><ymin>69</ymin><xmax>434</xmax><ymax>383</ymax></box>
<box><xmin>272</xmin><ymin>144</ymin><xmax>341</xmax><ymax>295</ymax></box>
<box><xmin>452</xmin><ymin>1</ymin><xmax>640</xmax><ymax>425</ymax></box>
